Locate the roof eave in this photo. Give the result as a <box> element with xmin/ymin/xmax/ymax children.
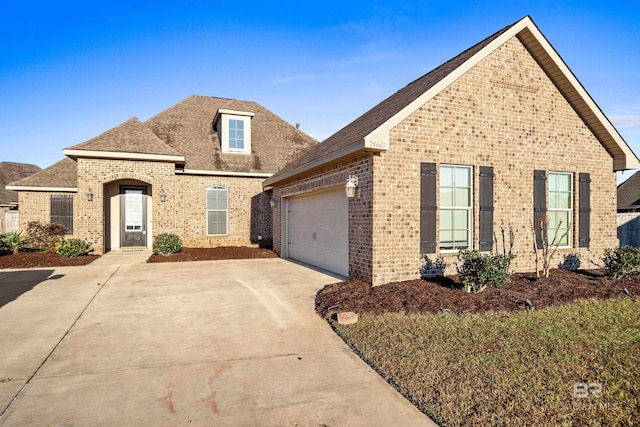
<box><xmin>177</xmin><ymin>169</ymin><xmax>272</xmax><ymax>178</ymax></box>
<box><xmin>63</xmin><ymin>149</ymin><xmax>185</xmax><ymax>163</ymax></box>
<box><xmin>264</xmin><ymin>140</ymin><xmax>382</xmax><ymax>187</ymax></box>
<box><xmin>213</xmin><ymin>108</ymin><xmax>255</xmax><ymax>124</ymax></box>
<box><xmin>5</xmin><ymin>185</ymin><xmax>78</xmax><ymax>192</ymax></box>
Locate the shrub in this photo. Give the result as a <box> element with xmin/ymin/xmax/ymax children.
<box><xmin>55</xmin><ymin>239</ymin><xmax>93</xmax><ymax>257</ymax></box>
<box><xmin>602</xmin><ymin>246</ymin><xmax>640</xmax><ymax>279</ymax></box>
<box><xmin>420</xmin><ymin>255</ymin><xmax>446</xmax><ymax>279</ymax></box>
<box><xmin>457</xmin><ymin>249</ymin><xmax>514</xmax><ymax>293</ymax></box>
<box><xmin>153</xmin><ymin>233</ymin><xmax>182</xmax><ymax>255</ymax></box>
<box><xmin>24</xmin><ymin>221</ymin><xmax>66</xmax><ymax>252</ymax></box>
<box><xmin>559</xmin><ymin>253</ymin><xmax>581</xmax><ymax>271</ymax></box>
<box><xmin>0</xmin><ymin>231</ymin><xmax>24</xmax><ymax>255</ymax></box>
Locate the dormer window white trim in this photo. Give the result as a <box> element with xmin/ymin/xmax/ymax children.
<box><xmin>214</xmin><ymin>109</ymin><xmax>255</xmax><ymax>155</ymax></box>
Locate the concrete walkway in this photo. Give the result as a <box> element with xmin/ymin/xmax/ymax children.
<box><xmin>88</xmin><ymin>249</ymin><xmax>153</xmax><ymax>266</ymax></box>
<box><xmin>0</xmin><ymin>256</ymin><xmax>435</xmax><ymax>426</ymax></box>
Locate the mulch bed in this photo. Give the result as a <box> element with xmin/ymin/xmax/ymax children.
<box><xmin>316</xmin><ymin>269</ymin><xmax>640</xmax><ymax>317</ymax></box>
<box><xmin>0</xmin><ymin>252</ymin><xmax>99</xmax><ymax>269</ymax></box>
<box><xmin>147</xmin><ymin>246</ymin><xmax>278</xmax><ymax>263</ymax></box>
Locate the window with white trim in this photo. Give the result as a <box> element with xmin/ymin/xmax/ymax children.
<box><xmin>439</xmin><ymin>165</ymin><xmax>472</xmax><ymax>251</ymax></box>
<box><xmin>228</xmin><ymin>119</ymin><xmax>245</xmax><ymax>150</ymax></box>
<box><xmin>548</xmin><ymin>172</ymin><xmax>572</xmax><ymax>247</ymax></box>
<box><xmin>206</xmin><ymin>186</ymin><xmax>228</xmax><ymax>235</ymax></box>
<box><xmin>214</xmin><ymin>109</ymin><xmax>254</xmax><ymax>154</ymax></box>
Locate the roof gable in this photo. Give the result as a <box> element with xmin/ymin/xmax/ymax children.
<box><xmin>63</xmin><ymin>117</ymin><xmax>185</xmax><ymax>162</ymax></box>
<box><xmin>265</xmin><ymin>16</ymin><xmax>638</xmax><ymax>187</ymax></box>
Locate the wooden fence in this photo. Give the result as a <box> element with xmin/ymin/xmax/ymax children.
<box><xmin>1</xmin><ymin>210</ymin><xmax>19</xmax><ymax>234</ymax></box>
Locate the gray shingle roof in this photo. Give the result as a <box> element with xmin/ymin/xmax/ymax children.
<box><xmin>145</xmin><ymin>95</ymin><xmax>318</xmax><ymax>173</ymax></box>
<box><xmin>8</xmin><ymin>158</ymin><xmax>77</xmax><ymax>190</ymax></box>
<box><xmin>65</xmin><ymin>117</ymin><xmax>182</xmax><ymax>157</ymax></box>
<box><xmin>0</xmin><ymin>162</ymin><xmax>41</xmax><ymax>205</ymax></box>
<box><xmin>265</xmin><ymin>20</ymin><xmax>517</xmax><ymax>185</ymax></box>
<box><xmin>618</xmin><ymin>171</ymin><xmax>640</xmax><ymax>211</ymax></box>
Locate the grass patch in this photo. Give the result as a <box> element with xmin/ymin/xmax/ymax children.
<box><xmin>332</xmin><ymin>297</ymin><xmax>640</xmax><ymax>426</ymax></box>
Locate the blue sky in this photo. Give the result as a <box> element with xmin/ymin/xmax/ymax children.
<box><xmin>1</xmin><ymin>1</ymin><xmax>639</xmax><ymax>182</ymax></box>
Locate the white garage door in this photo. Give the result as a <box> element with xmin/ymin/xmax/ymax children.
<box><xmin>286</xmin><ymin>188</ymin><xmax>348</xmax><ymax>277</ymax></box>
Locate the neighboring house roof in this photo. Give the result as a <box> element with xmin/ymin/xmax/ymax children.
<box><xmin>63</xmin><ymin>117</ymin><xmax>185</xmax><ymax>162</ymax></box>
<box><xmin>6</xmin><ymin>158</ymin><xmax>77</xmax><ymax>191</ymax></box>
<box><xmin>617</xmin><ymin>171</ymin><xmax>640</xmax><ymax>212</ymax></box>
<box><xmin>0</xmin><ymin>162</ymin><xmax>41</xmax><ymax>205</ymax></box>
<box><xmin>264</xmin><ymin>15</ymin><xmax>639</xmax><ymax>187</ymax></box>
<box><xmin>145</xmin><ymin>95</ymin><xmax>318</xmax><ymax>174</ymax></box>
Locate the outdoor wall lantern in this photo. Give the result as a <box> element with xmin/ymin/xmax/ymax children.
<box><xmin>345</xmin><ymin>175</ymin><xmax>358</xmax><ymax>198</ymax></box>
<box><xmin>270</xmin><ymin>197</ymin><xmax>276</xmax><ymax>208</ymax></box>
<box><xmin>160</xmin><ymin>188</ymin><xmax>167</xmax><ymax>202</ymax></box>
<box><xmin>86</xmin><ymin>188</ymin><xmax>93</xmax><ymax>202</ymax></box>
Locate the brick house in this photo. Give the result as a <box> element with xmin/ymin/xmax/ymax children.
<box><xmin>264</xmin><ymin>16</ymin><xmax>639</xmax><ymax>285</ymax></box>
<box><xmin>616</xmin><ymin>171</ymin><xmax>640</xmax><ymax>247</ymax></box>
<box><xmin>0</xmin><ymin>162</ymin><xmax>41</xmax><ymax>233</ymax></box>
<box><xmin>7</xmin><ymin>96</ymin><xmax>317</xmax><ymax>253</ymax></box>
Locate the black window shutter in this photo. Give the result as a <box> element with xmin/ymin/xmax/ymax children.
<box><xmin>51</xmin><ymin>194</ymin><xmax>74</xmax><ymax>234</ymax></box>
<box><xmin>479</xmin><ymin>166</ymin><xmax>494</xmax><ymax>252</ymax></box>
<box><xmin>578</xmin><ymin>172</ymin><xmax>591</xmax><ymax>248</ymax></box>
<box><xmin>533</xmin><ymin>170</ymin><xmax>547</xmax><ymax>247</ymax></box>
<box><xmin>420</xmin><ymin>162</ymin><xmax>437</xmax><ymax>254</ymax></box>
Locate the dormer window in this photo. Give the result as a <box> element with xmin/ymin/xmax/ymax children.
<box><xmin>229</xmin><ymin>119</ymin><xmax>244</xmax><ymax>150</ymax></box>
<box><xmin>214</xmin><ymin>109</ymin><xmax>254</xmax><ymax>154</ymax></box>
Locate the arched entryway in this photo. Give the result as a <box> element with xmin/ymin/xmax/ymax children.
<box><xmin>104</xmin><ymin>179</ymin><xmax>153</xmax><ymax>251</ymax></box>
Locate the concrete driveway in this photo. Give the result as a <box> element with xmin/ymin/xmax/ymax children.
<box><xmin>0</xmin><ymin>255</ymin><xmax>435</xmax><ymax>426</ymax></box>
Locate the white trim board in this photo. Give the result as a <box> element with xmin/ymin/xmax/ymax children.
<box><xmin>63</xmin><ymin>149</ymin><xmax>185</xmax><ymax>163</ymax></box>
<box><xmin>5</xmin><ymin>186</ymin><xmax>77</xmax><ymax>192</ymax></box>
<box><xmin>177</xmin><ymin>169</ymin><xmax>272</xmax><ymax>178</ymax></box>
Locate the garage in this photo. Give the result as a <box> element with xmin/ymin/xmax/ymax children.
<box><xmin>286</xmin><ymin>188</ymin><xmax>348</xmax><ymax>277</ymax></box>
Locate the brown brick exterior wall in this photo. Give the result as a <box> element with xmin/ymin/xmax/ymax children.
<box><xmin>74</xmin><ymin>158</ymin><xmax>174</xmax><ymax>252</ymax></box>
<box><xmin>370</xmin><ymin>36</ymin><xmax>616</xmax><ymax>285</ymax></box>
<box><xmin>18</xmin><ymin>158</ymin><xmax>270</xmax><ymax>254</ymax></box>
<box><xmin>271</xmin><ymin>36</ymin><xmax>618</xmax><ymax>286</ymax></box>
<box><xmin>18</xmin><ymin>191</ymin><xmax>76</xmax><ymax>238</ymax></box>
<box><xmin>172</xmin><ymin>175</ymin><xmax>267</xmax><ymax>248</ymax></box>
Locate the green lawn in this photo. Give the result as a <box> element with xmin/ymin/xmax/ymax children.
<box><xmin>332</xmin><ymin>297</ymin><xmax>640</xmax><ymax>426</ymax></box>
